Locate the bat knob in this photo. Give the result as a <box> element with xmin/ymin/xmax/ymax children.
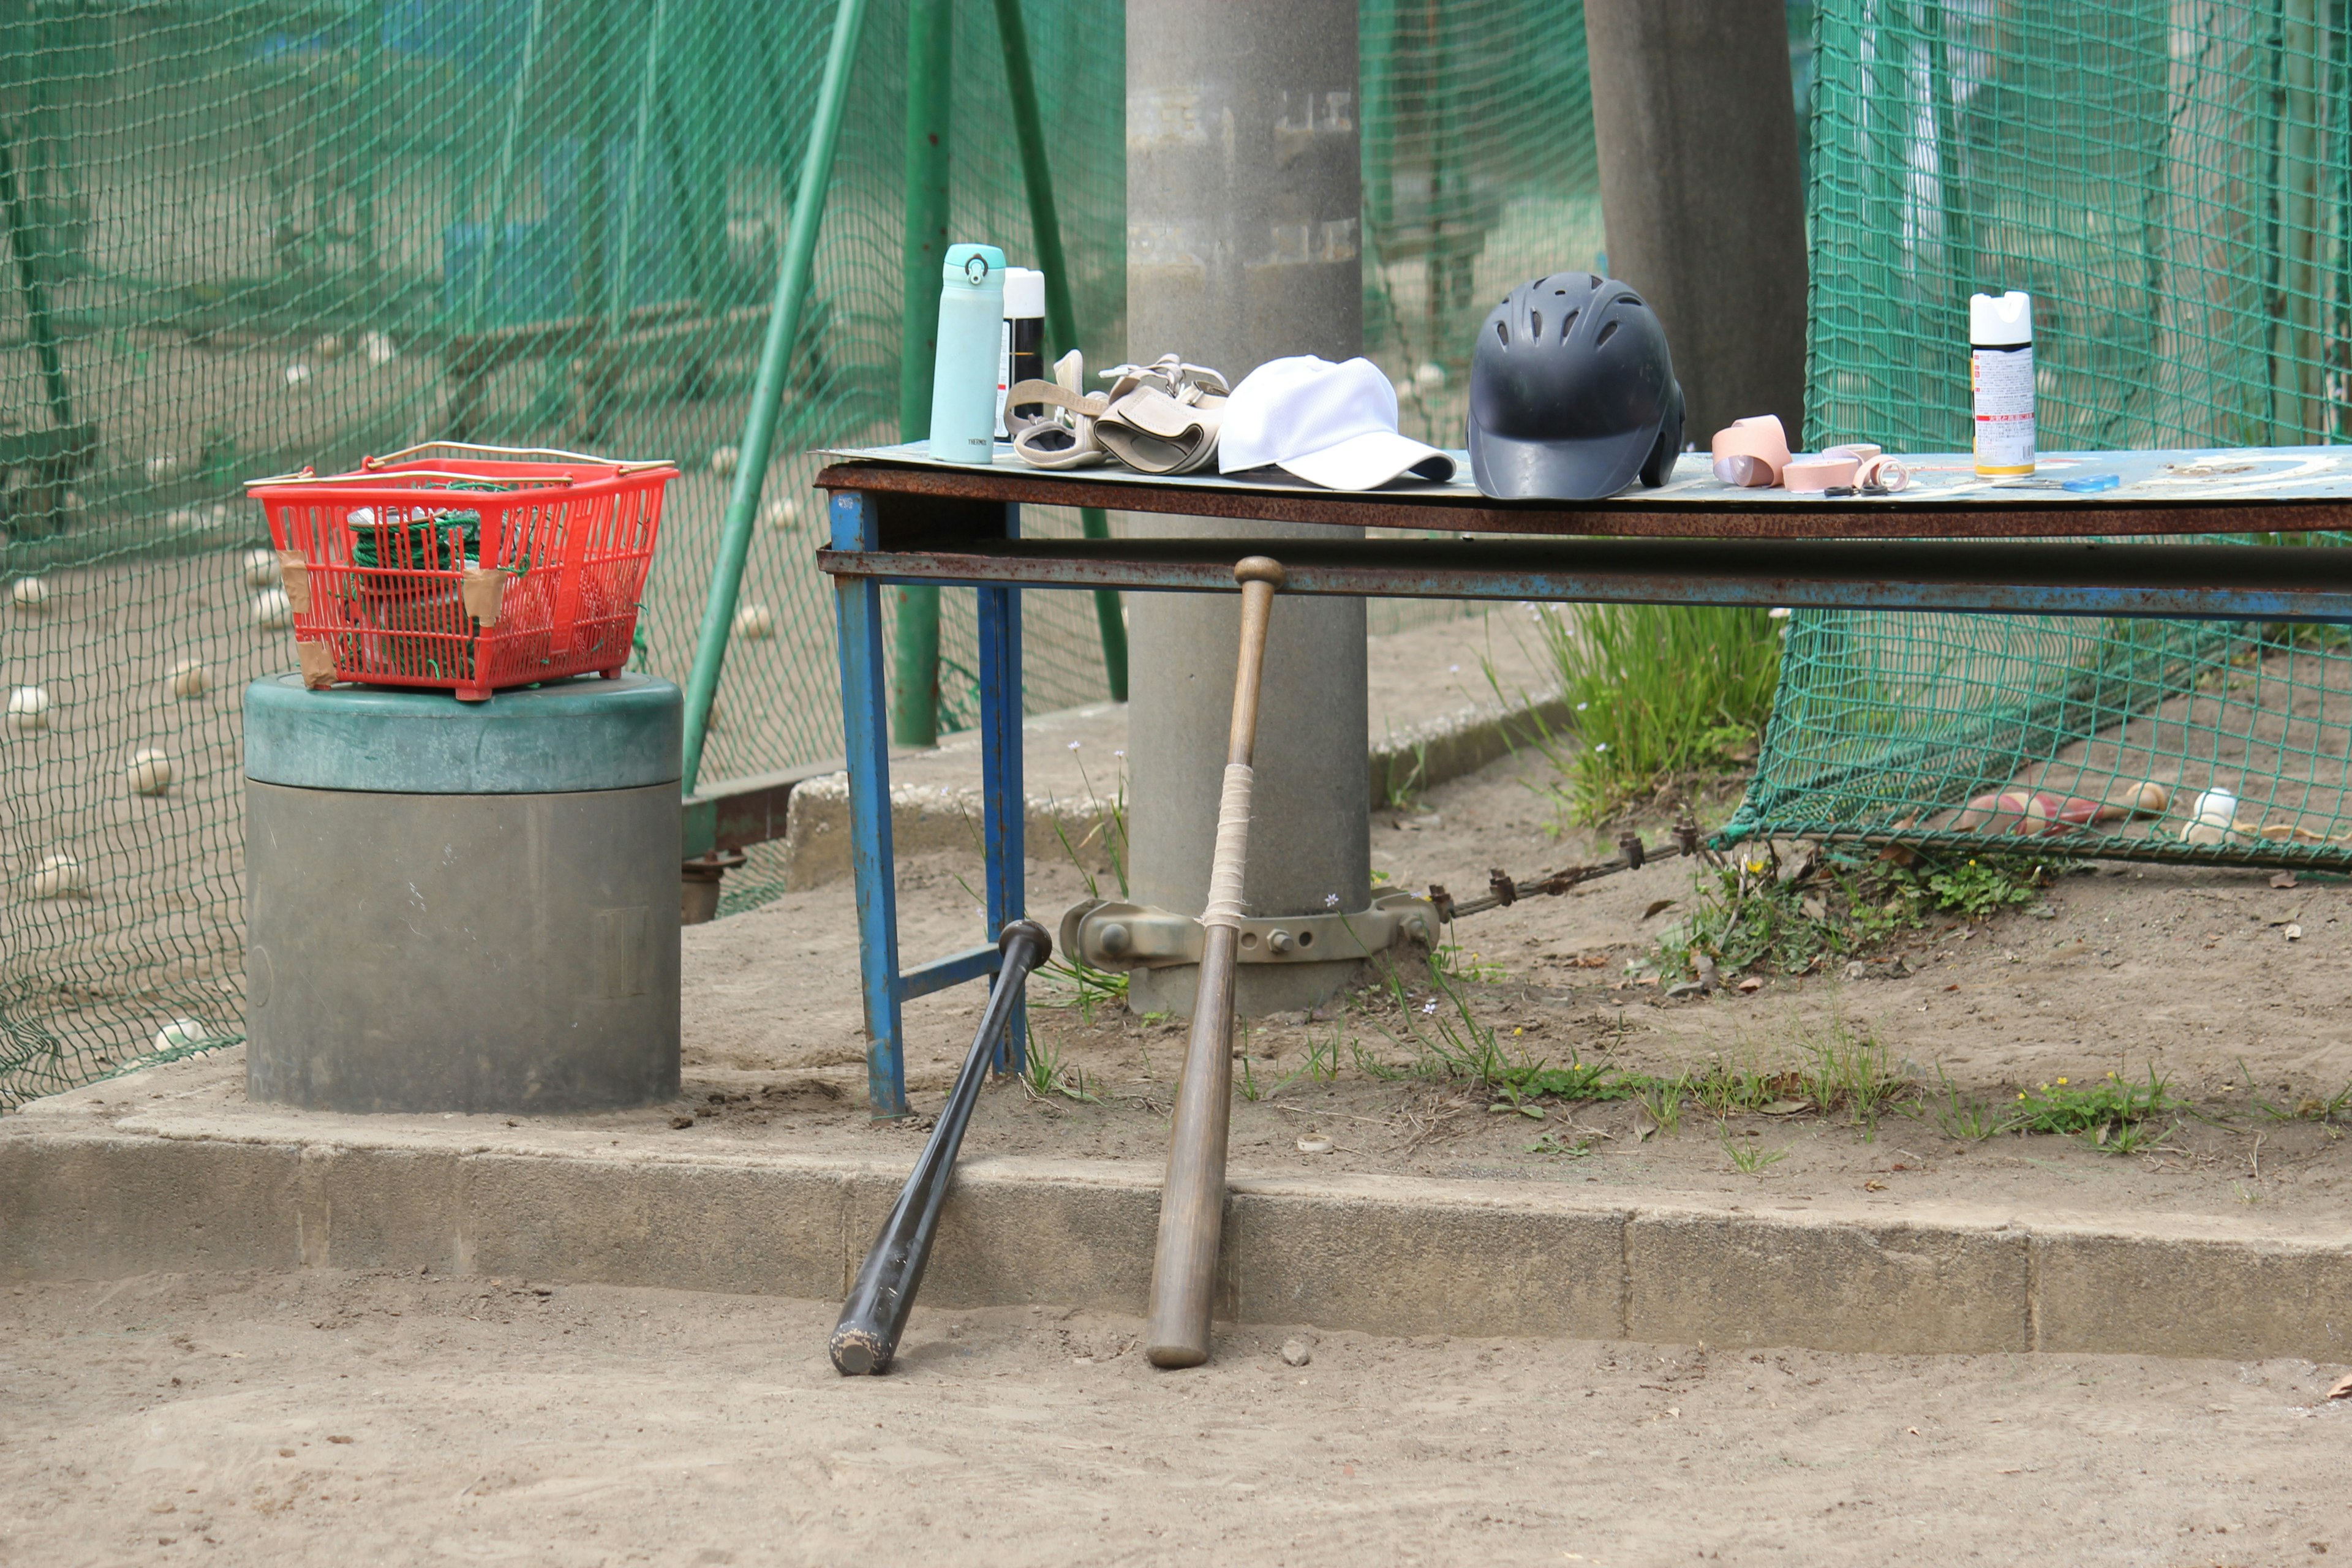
<box><xmin>1233</xmin><ymin>556</ymin><xmax>1285</xmax><ymax>589</ymax></box>
<box><xmin>998</xmin><ymin>917</ymin><xmax>1052</xmax><ymax>967</ymax></box>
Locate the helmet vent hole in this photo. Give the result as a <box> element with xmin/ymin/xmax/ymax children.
<box><xmin>1595</xmin><ymin>319</ymin><xmax>1620</xmax><ymax>347</ymax></box>
<box><xmin>1560</xmin><ymin>309</ymin><xmax>1579</xmax><ymax>341</ymax></box>
<box><xmin>1529</xmin><ymin>310</ymin><xmax>1543</xmax><ymax>339</ymax></box>
<box><xmin>1614</xmin><ymin>294</ymin><xmax>1642</xmax><ymax>309</ymax></box>
<box><xmin>1495</xmin><ymin>320</ymin><xmax>1509</xmax><ymax>347</ymax></box>
<box><xmin>1588</xmin><ymin>274</ymin><xmax>1601</xmax><ymax>290</ymax></box>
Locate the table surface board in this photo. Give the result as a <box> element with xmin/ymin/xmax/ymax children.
<box><xmin>815</xmin><ymin>443</ymin><xmax>2352</xmax><ymax>540</ymax></box>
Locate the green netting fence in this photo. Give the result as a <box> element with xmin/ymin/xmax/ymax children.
<box><xmin>1729</xmin><ymin>0</ymin><xmax>2352</xmax><ymax>870</ymax></box>
<box><xmin>23</xmin><ymin>0</ymin><xmax>2341</xmax><ymax>1111</ymax></box>
<box><xmin>0</xmin><ymin>0</ymin><xmax>1607</xmax><ymax>1106</ymax></box>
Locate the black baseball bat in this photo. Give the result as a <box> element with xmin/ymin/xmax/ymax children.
<box><xmin>830</xmin><ymin>918</ymin><xmax>1052</xmax><ymax>1375</ymax></box>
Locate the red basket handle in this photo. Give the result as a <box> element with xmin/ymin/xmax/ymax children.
<box><xmin>364</xmin><ymin>440</ymin><xmax>673</xmax><ymax>475</ymax></box>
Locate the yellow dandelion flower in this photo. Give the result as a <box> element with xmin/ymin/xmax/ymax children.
<box><xmin>2056</xmin><ymin>1077</ymin><xmax>2069</xmax><ymax>1086</ymax></box>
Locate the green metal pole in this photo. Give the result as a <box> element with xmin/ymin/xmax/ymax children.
<box><xmin>0</xmin><ymin>136</ymin><xmax>71</xmax><ymax>429</ymax></box>
<box><xmin>1360</xmin><ymin>0</ymin><xmax>1395</xmax><ymax>235</ymax></box>
<box><xmin>467</xmin><ymin>0</ymin><xmax>546</xmax><ymax>331</ymax></box>
<box><xmin>892</xmin><ymin>0</ymin><xmax>954</xmax><ymax>746</ymax></box>
<box><xmin>993</xmin><ymin>0</ymin><xmax>1126</xmax><ymax>701</ymax></box>
<box><xmin>610</xmin><ymin>0</ymin><xmax>671</xmax><ymax>330</ymax></box>
<box><xmin>679</xmin><ymin>0</ymin><xmax>872</xmax><ymax>794</ymax></box>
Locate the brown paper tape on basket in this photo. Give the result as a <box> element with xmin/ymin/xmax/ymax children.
<box><xmin>277</xmin><ymin>551</ymin><xmax>310</xmax><ymax>614</ymax></box>
<box><xmin>459</xmin><ymin>567</ymin><xmax>506</xmax><ymax>628</ymax></box>
<box><xmin>295</xmin><ymin>640</ymin><xmax>336</xmax><ymax>690</ymax></box>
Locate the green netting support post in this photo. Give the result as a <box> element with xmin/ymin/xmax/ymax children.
<box><xmin>678</xmin><ymin>0</ymin><xmax>872</xmax><ymax>795</ymax></box>
<box><xmin>0</xmin><ymin>135</ymin><xmax>73</xmax><ymax>431</ymax></box>
<box><xmin>1360</xmin><ymin>0</ymin><xmax>1396</xmax><ymax>235</ymax></box>
<box><xmin>995</xmin><ymin>0</ymin><xmax>1128</xmax><ymax>703</ymax></box>
<box><xmin>609</xmin><ymin>0</ymin><xmax>671</xmax><ymax>333</ymax></box>
<box><xmin>891</xmin><ymin>0</ymin><xmax>955</xmax><ymax>747</ymax></box>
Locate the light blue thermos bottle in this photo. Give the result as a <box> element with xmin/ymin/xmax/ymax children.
<box><xmin>927</xmin><ymin>243</ymin><xmax>1007</xmax><ymax>464</ymax></box>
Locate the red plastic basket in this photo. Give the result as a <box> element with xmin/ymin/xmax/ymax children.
<box><xmin>246</xmin><ymin>443</ymin><xmax>678</xmax><ymax>702</ymax></box>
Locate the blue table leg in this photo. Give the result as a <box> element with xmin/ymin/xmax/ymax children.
<box><xmin>978</xmin><ymin>502</ymin><xmax>1027</xmax><ymax>1074</ymax></box>
<box><xmin>831</xmin><ymin>491</ymin><xmax>908</xmax><ymax>1117</ymax></box>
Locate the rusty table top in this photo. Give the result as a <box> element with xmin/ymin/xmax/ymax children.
<box><xmin>815</xmin><ymin>443</ymin><xmax>2352</xmax><ymax>540</ymax></box>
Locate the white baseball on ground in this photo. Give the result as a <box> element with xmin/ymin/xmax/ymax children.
<box><xmin>7</xmin><ymin>685</ymin><xmax>51</xmax><ymax>733</ymax></box>
<box><xmin>31</xmin><ymin>853</ymin><xmax>85</xmax><ymax>897</ymax></box>
<box><xmin>127</xmin><ymin>749</ymin><xmax>173</xmax><ymax>796</ymax></box>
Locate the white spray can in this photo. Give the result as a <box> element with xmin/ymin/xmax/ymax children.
<box><xmin>1970</xmin><ymin>290</ymin><xmax>2034</xmax><ymax>477</ymax></box>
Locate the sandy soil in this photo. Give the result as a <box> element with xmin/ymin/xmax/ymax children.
<box><xmin>1</xmin><ymin>1268</ymin><xmax>2344</xmax><ymax>1567</ymax></box>
<box><xmin>630</xmin><ymin>745</ymin><xmax>2352</xmax><ymax>1228</ymax></box>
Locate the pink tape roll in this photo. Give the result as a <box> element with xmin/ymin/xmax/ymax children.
<box><xmin>1782</xmin><ymin>454</ymin><xmax>1860</xmax><ymax>492</ymax></box>
<box><xmin>1856</xmin><ymin>454</ymin><xmax>1910</xmax><ymax>492</ymax></box>
<box><xmin>1709</xmin><ymin>414</ymin><xmax>1790</xmax><ymax>488</ymax></box>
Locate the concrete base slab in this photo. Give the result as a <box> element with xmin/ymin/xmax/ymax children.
<box><xmin>8</xmin><ymin>1055</ymin><xmax>2350</xmax><ymax>1362</ymax></box>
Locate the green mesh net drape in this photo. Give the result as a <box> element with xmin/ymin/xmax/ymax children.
<box><xmin>1731</xmin><ymin>0</ymin><xmax>2352</xmax><ymax>866</ymax></box>
<box><xmin>0</xmin><ymin>0</ymin><xmax>1133</xmax><ymax>1102</ymax></box>
<box><xmin>0</xmin><ymin>0</ymin><xmax>1613</xmax><ymax>1106</ymax></box>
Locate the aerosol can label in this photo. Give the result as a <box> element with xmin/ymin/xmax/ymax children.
<box><xmin>1971</xmin><ymin>345</ymin><xmax>2034</xmax><ymax>476</ymax></box>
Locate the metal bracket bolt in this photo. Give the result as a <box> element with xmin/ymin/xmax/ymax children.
<box><xmin>1060</xmin><ymin>889</ymin><xmax>1441</xmax><ymax>970</ymax></box>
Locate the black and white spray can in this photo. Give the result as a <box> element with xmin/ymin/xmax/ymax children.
<box><xmin>995</xmin><ymin>266</ymin><xmax>1046</xmax><ymax>438</ymax></box>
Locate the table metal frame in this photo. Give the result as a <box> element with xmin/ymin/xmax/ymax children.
<box><xmin>818</xmin><ymin>454</ymin><xmax>2352</xmax><ymax>1118</ymax></box>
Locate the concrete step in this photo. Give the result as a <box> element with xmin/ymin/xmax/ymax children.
<box><xmin>769</xmin><ymin>610</ymin><xmax>1569</xmax><ymax>890</ymax></box>
<box><xmin>8</xmin><ymin>1056</ymin><xmax>2348</xmax><ymax>1363</ymax></box>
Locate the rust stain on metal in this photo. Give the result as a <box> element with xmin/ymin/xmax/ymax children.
<box><xmin>812</xmin><ymin>461</ymin><xmax>2352</xmax><ymax>541</ymax></box>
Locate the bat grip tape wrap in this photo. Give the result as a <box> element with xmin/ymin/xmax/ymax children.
<box><xmin>1200</xmin><ymin>763</ymin><xmax>1253</xmax><ymax>930</ymax></box>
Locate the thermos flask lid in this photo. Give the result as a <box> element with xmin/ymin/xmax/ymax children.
<box><xmin>943</xmin><ymin>243</ymin><xmax>1006</xmax><ymax>286</ymax></box>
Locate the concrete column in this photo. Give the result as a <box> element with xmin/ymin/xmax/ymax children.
<box><xmin>1124</xmin><ymin>0</ymin><xmax>1368</xmax><ymax>1017</ymax></box>
<box><xmin>1585</xmin><ymin>0</ymin><xmax>1809</xmax><ymax>446</ymax></box>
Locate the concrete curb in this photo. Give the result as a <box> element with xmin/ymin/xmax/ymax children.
<box><xmin>775</xmin><ymin>688</ymin><xmax>1570</xmax><ymax>891</ymax></box>
<box><xmin>6</xmin><ymin>1112</ymin><xmax>2347</xmax><ymax>1359</ymax></box>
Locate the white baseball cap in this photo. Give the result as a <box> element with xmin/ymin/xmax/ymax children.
<box><xmin>1218</xmin><ymin>355</ymin><xmax>1458</xmax><ymax>489</ymax></box>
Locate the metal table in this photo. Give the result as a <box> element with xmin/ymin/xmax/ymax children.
<box><xmin>816</xmin><ymin>443</ymin><xmax>2352</xmax><ymax>1116</ymax></box>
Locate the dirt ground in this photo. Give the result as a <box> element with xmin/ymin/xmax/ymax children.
<box><xmin>638</xmin><ymin>746</ymin><xmax>2352</xmax><ymax>1228</ymax></box>
<box><xmin>0</xmin><ymin>1268</ymin><xmax>2343</xmax><ymax>1568</ymax></box>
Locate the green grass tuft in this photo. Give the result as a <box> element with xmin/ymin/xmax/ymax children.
<box><xmin>1654</xmin><ymin>845</ymin><xmax>2055</xmax><ymax>981</ymax></box>
<box><xmin>1529</xmin><ymin>602</ymin><xmax>1782</xmax><ymax>823</ymax></box>
<box><xmin>2010</xmin><ymin>1068</ymin><xmax>2179</xmax><ymax>1150</ymax></box>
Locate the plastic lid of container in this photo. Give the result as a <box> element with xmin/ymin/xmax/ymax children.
<box><xmin>1970</xmin><ymin>290</ymin><xmax>2032</xmax><ymax>345</ymax></box>
<box><xmin>1002</xmin><ymin>266</ymin><xmax>1046</xmax><ymax>318</ymax></box>
<box><xmin>245</xmin><ymin>673</ymin><xmax>682</xmax><ymax>794</ymax></box>
<box><xmin>942</xmin><ymin>243</ymin><xmax>1006</xmax><ymax>287</ymax></box>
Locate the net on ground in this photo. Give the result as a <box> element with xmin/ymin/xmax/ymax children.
<box><xmin>1729</xmin><ymin>1</ymin><xmax>2352</xmax><ymax>865</ymax></box>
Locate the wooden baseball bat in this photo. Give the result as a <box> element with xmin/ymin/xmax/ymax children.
<box><xmin>830</xmin><ymin>918</ymin><xmax>1052</xmax><ymax>1376</ymax></box>
<box><xmin>1145</xmin><ymin>555</ymin><xmax>1285</xmax><ymax>1369</ymax></box>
